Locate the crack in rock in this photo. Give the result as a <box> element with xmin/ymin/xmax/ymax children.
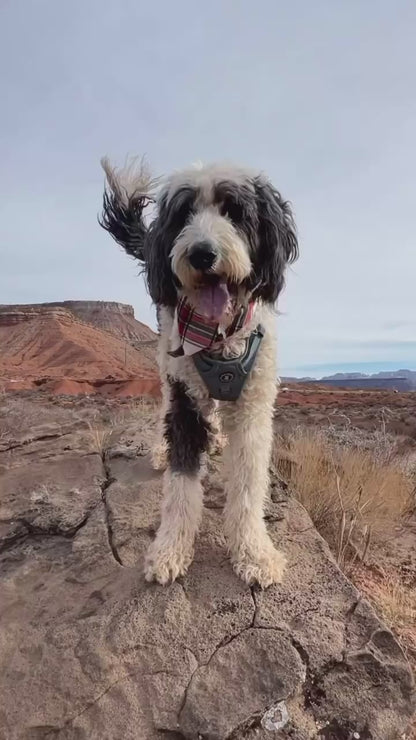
<box><xmin>346</xmin><ymin>597</ymin><xmax>362</xmax><ymax>621</ymax></box>
<box><xmin>250</xmin><ymin>585</ymin><xmax>258</xmax><ymax>627</ymax></box>
<box><xmin>44</xmin><ymin>666</ymin><xmax>183</xmax><ymax>737</ymax></box>
<box><xmin>290</xmin><ymin>636</ymin><xmax>310</xmax><ymax>685</ymax></box>
<box><xmin>178</xmin><ymin>624</ymin><xmax>304</xmax><ymax>737</ymax></box>
<box><xmin>47</xmin><ymin>670</ymin><xmax>141</xmax><ymax>735</ymax></box>
<box><xmin>0</xmin><ymin>431</ymin><xmax>71</xmax><ymax>453</ymax></box>
<box><xmin>305</xmin><ymin>656</ymin><xmax>346</xmax><ymax>712</ymax></box>
<box><xmin>101</xmin><ymin>453</ymin><xmax>123</xmax><ymax>566</ymax></box>
<box><xmin>0</xmin><ymin>506</ymin><xmax>99</xmax><ymax>554</ymax></box>
<box><xmin>177</xmin><ymin>624</ymin><xmax>255</xmax><ymax>729</ymax></box>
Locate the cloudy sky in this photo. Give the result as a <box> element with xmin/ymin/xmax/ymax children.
<box><xmin>1</xmin><ymin>0</ymin><xmax>415</xmax><ymax>377</ymax></box>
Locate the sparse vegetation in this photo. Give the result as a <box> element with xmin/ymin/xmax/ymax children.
<box><xmin>273</xmin><ymin>423</ymin><xmax>416</xmax><ymax>694</ymax></box>
<box><xmin>274</xmin><ymin>427</ymin><xmax>413</xmax><ymax>558</ymax></box>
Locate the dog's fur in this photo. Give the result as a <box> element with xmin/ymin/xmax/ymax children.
<box><xmin>100</xmin><ymin>158</ymin><xmax>298</xmax><ymax>588</ymax></box>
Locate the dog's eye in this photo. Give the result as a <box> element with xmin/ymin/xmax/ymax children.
<box><xmin>172</xmin><ymin>202</ymin><xmax>193</xmax><ymax>229</ymax></box>
<box><xmin>221</xmin><ymin>198</ymin><xmax>243</xmax><ymax>223</ymax></box>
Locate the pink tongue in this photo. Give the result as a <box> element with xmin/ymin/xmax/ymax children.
<box><xmin>196</xmin><ymin>282</ymin><xmax>230</xmax><ymax>321</ymax></box>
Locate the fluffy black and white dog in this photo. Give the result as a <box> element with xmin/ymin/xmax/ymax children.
<box><xmin>100</xmin><ymin>158</ymin><xmax>298</xmax><ymax>588</ymax></box>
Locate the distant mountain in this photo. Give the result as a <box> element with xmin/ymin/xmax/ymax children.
<box><xmin>369</xmin><ymin>369</ymin><xmax>416</xmax><ymax>380</ymax></box>
<box><xmin>283</xmin><ymin>369</ymin><xmax>416</xmax><ymax>390</ymax></box>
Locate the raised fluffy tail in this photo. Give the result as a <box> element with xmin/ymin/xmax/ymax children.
<box><xmin>99</xmin><ymin>156</ymin><xmax>159</xmax><ymax>261</ymax></box>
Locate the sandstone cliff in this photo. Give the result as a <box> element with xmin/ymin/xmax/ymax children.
<box><xmin>0</xmin><ymin>301</ymin><xmax>159</xmax><ymax>396</ymax></box>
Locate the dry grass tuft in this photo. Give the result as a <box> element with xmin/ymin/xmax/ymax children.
<box><xmin>273</xmin><ymin>428</ymin><xmax>414</xmax><ymax>566</ymax></box>
<box><xmin>87</xmin><ymin>421</ymin><xmax>114</xmax><ymax>455</ymax></box>
<box><xmin>87</xmin><ymin>397</ymin><xmax>159</xmax><ymax>455</ymax></box>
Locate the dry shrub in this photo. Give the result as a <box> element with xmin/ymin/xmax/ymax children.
<box><xmin>274</xmin><ymin>428</ymin><xmax>414</xmax><ymax>564</ymax></box>
<box><xmin>322</xmin><ymin>424</ymin><xmax>403</xmax><ymax>465</ymax></box>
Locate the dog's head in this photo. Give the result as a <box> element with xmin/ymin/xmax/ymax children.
<box><xmin>100</xmin><ymin>160</ymin><xmax>298</xmax><ymax>321</ymax></box>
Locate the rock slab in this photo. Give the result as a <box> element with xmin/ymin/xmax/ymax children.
<box><xmin>0</xmin><ymin>396</ymin><xmax>414</xmax><ymax>739</ymax></box>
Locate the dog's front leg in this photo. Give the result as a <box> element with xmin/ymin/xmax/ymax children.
<box><xmin>150</xmin><ymin>375</ymin><xmax>169</xmax><ymax>470</ymax></box>
<box><xmin>145</xmin><ymin>379</ymin><xmax>210</xmax><ymax>585</ymax></box>
<box><xmin>222</xmin><ymin>405</ymin><xmax>286</xmax><ymax>588</ymax></box>
<box><xmin>221</xmin><ymin>336</ymin><xmax>286</xmax><ymax>589</ymax></box>
<box><xmin>150</xmin><ymin>307</ymin><xmax>172</xmax><ymax>471</ymax></box>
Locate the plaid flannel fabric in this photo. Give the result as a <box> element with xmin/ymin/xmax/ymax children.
<box><xmin>169</xmin><ymin>297</ymin><xmax>255</xmax><ymax>357</ymax></box>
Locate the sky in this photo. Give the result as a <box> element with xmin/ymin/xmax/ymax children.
<box><xmin>1</xmin><ymin>0</ymin><xmax>415</xmax><ymax>377</ymax></box>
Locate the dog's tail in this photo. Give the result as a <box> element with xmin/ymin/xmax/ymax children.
<box><xmin>98</xmin><ymin>156</ymin><xmax>159</xmax><ymax>262</ymax></box>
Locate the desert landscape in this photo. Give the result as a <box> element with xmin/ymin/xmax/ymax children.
<box><xmin>0</xmin><ymin>301</ymin><xmax>415</xmax><ymax>739</ymax></box>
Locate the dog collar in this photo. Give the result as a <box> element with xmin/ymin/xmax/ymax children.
<box><xmin>193</xmin><ymin>324</ymin><xmax>265</xmax><ymax>401</ymax></box>
<box><xmin>168</xmin><ymin>297</ymin><xmax>256</xmax><ymax>358</ymax></box>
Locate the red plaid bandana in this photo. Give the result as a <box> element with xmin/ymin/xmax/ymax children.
<box><xmin>169</xmin><ymin>297</ymin><xmax>255</xmax><ymax>357</ymax></box>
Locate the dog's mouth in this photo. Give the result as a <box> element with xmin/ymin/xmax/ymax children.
<box><xmin>194</xmin><ymin>274</ymin><xmax>238</xmax><ymax>322</ymax></box>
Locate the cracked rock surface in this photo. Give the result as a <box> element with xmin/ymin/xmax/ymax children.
<box><xmin>0</xmin><ymin>397</ymin><xmax>414</xmax><ymax>739</ymax></box>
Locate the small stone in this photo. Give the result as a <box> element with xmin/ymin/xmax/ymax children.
<box><xmin>261</xmin><ymin>701</ymin><xmax>289</xmax><ymax>732</ymax></box>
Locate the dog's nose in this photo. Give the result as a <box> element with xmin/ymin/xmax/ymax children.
<box><xmin>188</xmin><ymin>242</ymin><xmax>216</xmax><ymax>271</ymax></box>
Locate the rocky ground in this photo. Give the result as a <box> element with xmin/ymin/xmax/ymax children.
<box><xmin>0</xmin><ymin>393</ymin><xmax>415</xmax><ymax>740</ymax></box>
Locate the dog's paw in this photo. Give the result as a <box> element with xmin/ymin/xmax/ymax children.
<box><xmin>232</xmin><ymin>547</ymin><xmax>286</xmax><ymax>589</ymax></box>
<box><xmin>150</xmin><ymin>444</ymin><xmax>168</xmax><ymax>471</ymax></box>
<box><xmin>144</xmin><ymin>539</ymin><xmax>193</xmax><ymax>585</ymax></box>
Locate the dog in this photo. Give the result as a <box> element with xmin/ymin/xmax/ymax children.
<box><xmin>99</xmin><ymin>158</ymin><xmax>298</xmax><ymax>588</ymax></box>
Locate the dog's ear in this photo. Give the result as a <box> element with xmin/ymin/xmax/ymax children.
<box><xmin>98</xmin><ymin>156</ymin><xmax>157</xmax><ymax>261</ymax></box>
<box><xmin>251</xmin><ymin>176</ymin><xmax>298</xmax><ymax>303</ymax></box>
<box><xmin>145</xmin><ymin>184</ymin><xmax>197</xmax><ymax>306</ymax></box>
<box><xmin>144</xmin><ymin>192</ymin><xmax>178</xmax><ymax>307</ymax></box>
